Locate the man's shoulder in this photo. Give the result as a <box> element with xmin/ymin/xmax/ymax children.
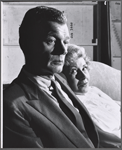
<box><xmin>3</xmin><ymin>82</ymin><xmax>27</xmax><ymax>106</ymax></box>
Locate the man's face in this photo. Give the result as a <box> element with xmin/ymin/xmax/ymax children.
<box><xmin>29</xmin><ymin>21</ymin><xmax>70</xmax><ymax>75</ymax></box>
<box><xmin>66</xmin><ymin>57</ymin><xmax>90</xmax><ymax>93</ymax></box>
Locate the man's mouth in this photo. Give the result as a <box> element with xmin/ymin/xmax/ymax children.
<box><xmin>53</xmin><ymin>60</ymin><xmax>64</xmax><ymax>65</ymax></box>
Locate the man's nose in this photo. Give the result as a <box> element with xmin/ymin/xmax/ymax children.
<box><xmin>76</xmin><ymin>70</ymin><xmax>86</xmax><ymax>80</ymax></box>
<box><xmin>52</xmin><ymin>41</ymin><xmax>67</xmax><ymax>55</ymax></box>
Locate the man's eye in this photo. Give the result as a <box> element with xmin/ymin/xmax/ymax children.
<box><xmin>46</xmin><ymin>38</ymin><xmax>55</xmax><ymax>45</ymax></box>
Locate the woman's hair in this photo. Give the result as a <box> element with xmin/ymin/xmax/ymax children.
<box><xmin>64</xmin><ymin>44</ymin><xmax>90</xmax><ymax>68</ymax></box>
<box><xmin>19</xmin><ymin>6</ymin><xmax>67</xmax><ymax>57</ymax></box>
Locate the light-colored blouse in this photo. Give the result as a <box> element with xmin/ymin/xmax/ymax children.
<box><xmin>76</xmin><ymin>86</ymin><xmax>121</xmax><ymax>138</ymax></box>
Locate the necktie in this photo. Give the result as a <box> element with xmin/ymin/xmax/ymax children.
<box><xmin>51</xmin><ymin>79</ymin><xmax>94</xmax><ymax>147</ymax></box>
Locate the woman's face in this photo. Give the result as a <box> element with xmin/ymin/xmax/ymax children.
<box><xmin>66</xmin><ymin>57</ymin><xmax>90</xmax><ymax>94</ymax></box>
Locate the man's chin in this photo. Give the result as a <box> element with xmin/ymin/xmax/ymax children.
<box><xmin>49</xmin><ymin>66</ymin><xmax>63</xmax><ymax>74</ymax></box>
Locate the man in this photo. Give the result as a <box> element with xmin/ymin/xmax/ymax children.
<box><xmin>62</xmin><ymin>44</ymin><xmax>121</xmax><ymax>148</ymax></box>
<box><xmin>3</xmin><ymin>6</ymin><xmax>99</xmax><ymax>148</ymax></box>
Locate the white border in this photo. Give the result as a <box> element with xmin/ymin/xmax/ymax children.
<box><xmin>1</xmin><ymin>1</ymin><xmax>3</xmax><ymax>148</ymax></box>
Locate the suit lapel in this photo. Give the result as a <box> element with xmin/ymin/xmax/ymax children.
<box><xmin>55</xmin><ymin>73</ymin><xmax>99</xmax><ymax>147</ymax></box>
<box><xmin>55</xmin><ymin>73</ymin><xmax>90</xmax><ymax>112</ymax></box>
<box><xmin>16</xmin><ymin>70</ymin><xmax>97</xmax><ymax>147</ymax></box>
<box><xmin>26</xmin><ymin>87</ymin><xmax>92</xmax><ymax>148</ymax></box>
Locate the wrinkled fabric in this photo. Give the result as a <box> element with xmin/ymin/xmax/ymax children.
<box><xmin>76</xmin><ymin>86</ymin><xmax>121</xmax><ymax>138</ymax></box>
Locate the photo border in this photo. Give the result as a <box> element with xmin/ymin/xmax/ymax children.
<box><xmin>0</xmin><ymin>0</ymin><xmax>121</xmax><ymax>150</ymax></box>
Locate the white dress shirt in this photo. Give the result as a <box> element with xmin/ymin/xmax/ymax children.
<box><xmin>76</xmin><ymin>86</ymin><xmax>121</xmax><ymax>138</ymax></box>
<box><xmin>23</xmin><ymin>69</ymin><xmax>77</xmax><ymax>110</ymax></box>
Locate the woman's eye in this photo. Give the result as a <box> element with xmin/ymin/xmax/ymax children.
<box><xmin>82</xmin><ymin>66</ymin><xmax>88</xmax><ymax>71</ymax></box>
<box><xmin>70</xmin><ymin>69</ymin><xmax>77</xmax><ymax>75</ymax></box>
<box><xmin>64</xmin><ymin>40</ymin><xmax>70</xmax><ymax>45</ymax></box>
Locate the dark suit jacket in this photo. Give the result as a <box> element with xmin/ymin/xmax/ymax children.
<box><xmin>3</xmin><ymin>68</ymin><xmax>99</xmax><ymax>148</ymax></box>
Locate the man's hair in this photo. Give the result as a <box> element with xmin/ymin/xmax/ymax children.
<box><xmin>19</xmin><ymin>6</ymin><xmax>67</xmax><ymax>56</ymax></box>
<box><xmin>64</xmin><ymin>44</ymin><xmax>90</xmax><ymax>70</ymax></box>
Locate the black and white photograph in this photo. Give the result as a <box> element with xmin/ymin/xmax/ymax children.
<box><xmin>1</xmin><ymin>1</ymin><xmax>121</xmax><ymax>148</ymax></box>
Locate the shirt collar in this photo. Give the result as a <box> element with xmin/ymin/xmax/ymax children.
<box><xmin>23</xmin><ymin>67</ymin><xmax>55</xmax><ymax>89</ymax></box>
